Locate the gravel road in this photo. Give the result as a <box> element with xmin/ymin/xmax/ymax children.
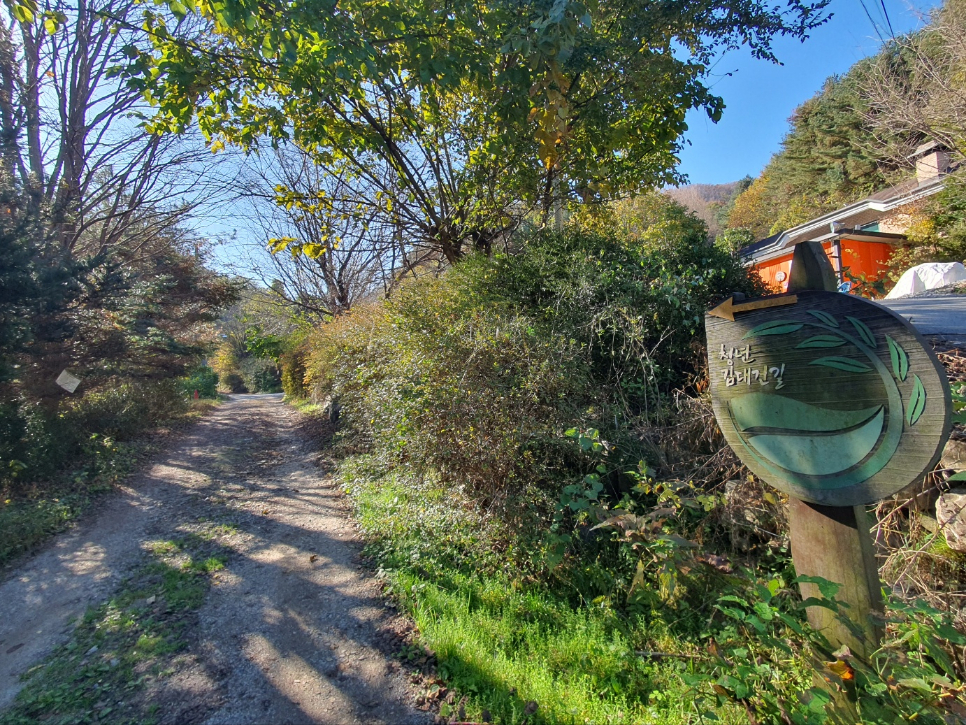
<box><xmin>0</xmin><ymin>394</ymin><xmax>431</xmax><ymax>724</ymax></box>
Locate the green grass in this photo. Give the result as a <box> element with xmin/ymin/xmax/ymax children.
<box><xmin>1</xmin><ymin>530</ymin><xmax>230</xmax><ymax>725</ymax></box>
<box><xmin>341</xmin><ymin>454</ymin><xmax>966</xmax><ymax>724</ymax></box>
<box><xmin>390</xmin><ymin>568</ymin><xmax>714</xmax><ymax>724</ymax></box>
<box><xmin>289</xmin><ymin>399</ymin><xmax>326</xmax><ymax>415</ymax></box>
<box><xmin>339</xmin><ymin>456</ymin><xmax>749</xmax><ymax>725</ymax></box>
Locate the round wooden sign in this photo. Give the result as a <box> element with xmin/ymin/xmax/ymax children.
<box><xmin>705</xmin><ymin>290</ymin><xmax>951</xmax><ymax>506</ymax></box>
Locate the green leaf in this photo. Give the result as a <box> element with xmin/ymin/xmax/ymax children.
<box><xmin>716</xmin><ymin>606</ymin><xmax>746</xmax><ymax>621</ymax></box>
<box><xmin>742</xmin><ymin>320</ymin><xmax>803</xmax><ymax>339</ymax></box>
<box><xmin>847</xmin><ymin>316</ymin><xmax>876</xmax><ymax>347</ymax></box>
<box><xmin>809</xmin><ymin>356</ymin><xmax>872</xmax><ymax>373</ymax></box>
<box><xmin>796</xmin><ymin>335</ymin><xmax>845</xmax><ymax>348</ymax></box>
<box><xmin>948</xmin><ymin>471</ymin><xmax>966</xmax><ymax>482</ymax></box>
<box><xmin>907</xmin><ymin>375</ymin><xmax>926</xmax><ymax>426</ymax></box>
<box><xmin>745</xmin><ymin>614</ymin><xmax>767</xmax><ymax>632</ymax></box>
<box><xmin>169</xmin><ymin>1</ymin><xmax>187</xmax><ymax>20</ymax></box>
<box><xmin>795</xmin><ymin>575</ymin><xmax>841</xmax><ymax>600</ymax></box>
<box><xmin>897</xmin><ymin>677</ymin><xmax>933</xmax><ymax>693</ymax></box>
<box><xmin>717</xmin><ymin>675</ymin><xmax>749</xmax><ymax>700</ymax></box>
<box><xmin>886</xmin><ymin>335</ymin><xmax>909</xmax><ymax>382</ymax></box>
<box><xmin>777</xmin><ymin>612</ymin><xmax>805</xmax><ymax>635</ymax></box>
<box><xmin>808</xmin><ymin>310</ymin><xmax>838</xmax><ymax>327</ymax></box>
<box><xmin>11</xmin><ymin>2</ymin><xmax>34</xmax><ymax>22</ymax></box>
<box><xmin>752</xmin><ymin>601</ymin><xmax>775</xmax><ymax>621</ymax></box>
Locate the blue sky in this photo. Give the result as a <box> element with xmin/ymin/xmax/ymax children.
<box><xmin>676</xmin><ymin>0</ymin><xmax>940</xmax><ymax>185</ymax></box>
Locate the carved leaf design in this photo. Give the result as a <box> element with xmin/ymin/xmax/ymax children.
<box><xmin>797</xmin><ymin>335</ymin><xmax>845</xmax><ymax>349</ymax></box>
<box><xmin>886</xmin><ymin>336</ymin><xmax>909</xmax><ymax>382</ymax></box>
<box><xmin>907</xmin><ymin>375</ymin><xmax>926</xmax><ymax>426</ymax></box>
<box><xmin>808</xmin><ymin>310</ymin><xmax>839</xmax><ymax>327</ymax></box>
<box><xmin>742</xmin><ymin>321</ymin><xmax>803</xmax><ymax>339</ymax></box>
<box><xmin>809</xmin><ymin>357</ymin><xmax>872</xmax><ymax>373</ymax></box>
<box><xmin>847</xmin><ymin>316</ymin><xmax>876</xmax><ymax>348</ymax></box>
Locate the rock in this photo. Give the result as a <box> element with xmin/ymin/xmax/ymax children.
<box><xmin>941</xmin><ymin>439</ymin><xmax>966</xmax><ymax>471</ymax></box>
<box><xmin>917</xmin><ymin>512</ymin><xmax>938</xmax><ymax>534</ymax></box>
<box><xmin>936</xmin><ymin>487</ymin><xmax>966</xmax><ymax>551</ymax></box>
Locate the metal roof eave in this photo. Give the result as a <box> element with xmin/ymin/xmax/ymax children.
<box><xmin>742</xmin><ymin>175</ymin><xmax>946</xmax><ymax>264</ymax></box>
<box><xmin>743</xmin><ymin>230</ymin><xmax>907</xmax><ymax>266</ymax></box>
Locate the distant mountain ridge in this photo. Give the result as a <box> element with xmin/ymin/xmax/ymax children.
<box><xmin>665</xmin><ymin>181</ymin><xmax>742</xmax><ymax>237</ymax></box>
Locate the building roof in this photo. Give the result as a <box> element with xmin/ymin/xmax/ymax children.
<box><xmin>740</xmin><ymin>171</ymin><xmax>951</xmax><ymax>266</ymax></box>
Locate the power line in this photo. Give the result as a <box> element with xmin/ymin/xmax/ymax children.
<box><xmin>878</xmin><ymin>0</ymin><xmax>896</xmax><ymax>37</ymax></box>
<box><xmin>857</xmin><ymin>0</ymin><xmax>885</xmax><ymax>41</ymax></box>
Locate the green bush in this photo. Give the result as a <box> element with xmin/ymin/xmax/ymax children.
<box><xmin>280</xmin><ymin>334</ymin><xmax>310</xmax><ymax>399</ymax></box>
<box><xmin>218</xmin><ymin>371</ymin><xmax>247</xmax><ymax>393</ymax></box>
<box><xmin>465</xmin><ymin>227</ymin><xmax>765</xmax><ymax>401</ymax></box>
<box><xmin>309</xmin><ymin>282</ymin><xmax>590</xmax><ymax>512</ymax></box>
<box><xmin>181</xmin><ymin>365</ymin><xmax>219</xmax><ymax>399</ymax></box>
<box><xmin>0</xmin><ymin>380</ymin><xmax>187</xmax><ymax>491</ymax></box>
<box><xmin>307</xmin><ymin>227</ymin><xmax>762</xmax><ymax>514</ymax></box>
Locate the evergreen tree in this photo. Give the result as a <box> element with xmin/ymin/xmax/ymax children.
<box><xmin>726</xmin><ymin>56</ymin><xmax>916</xmax><ymax>238</ymax></box>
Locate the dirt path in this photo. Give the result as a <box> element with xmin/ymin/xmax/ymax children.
<box><xmin>0</xmin><ymin>394</ymin><xmax>432</xmax><ymax>724</ymax></box>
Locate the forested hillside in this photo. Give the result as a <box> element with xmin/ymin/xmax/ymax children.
<box><xmin>724</xmin><ymin>61</ymin><xmax>905</xmax><ymax>239</ymax></box>
<box><xmin>666</xmin><ymin>181</ymin><xmax>746</xmax><ymax>237</ymax></box>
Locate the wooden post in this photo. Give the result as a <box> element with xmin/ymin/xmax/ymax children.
<box><xmin>786</xmin><ymin>241</ymin><xmax>883</xmax><ymax>658</ymax></box>
<box><xmin>787</xmin><ymin>499</ymin><xmax>884</xmax><ymax>658</ymax></box>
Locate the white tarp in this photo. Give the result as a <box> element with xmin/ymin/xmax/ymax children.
<box><xmin>885</xmin><ymin>261</ymin><xmax>966</xmax><ymax>299</ymax></box>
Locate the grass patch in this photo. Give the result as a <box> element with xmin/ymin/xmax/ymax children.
<box><xmin>289</xmin><ymin>399</ymin><xmax>325</xmax><ymax>416</ymax></box>
<box><xmin>391</xmin><ymin>569</ymin><xmax>719</xmax><ymax>725</ymax></box>
<box><xmin>0</xmin><ymin>446</ymin><xmax>136</xmax><ymax>568</ymax></box>
<box><xmin>0</xmin><ymin>528</ymin><xmax>230</xmax><ymax>725</ymax></box>
<box><xmin>340</xmin><ymin>457</ymin><xmax>750</xmax><ymax>725</ymax></box>
<box><xmin>0</xmin><ymin>492</ymin><xmax>96</xmax><ymax>566</ymax></box>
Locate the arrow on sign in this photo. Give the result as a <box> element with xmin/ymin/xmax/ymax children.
<box><xmin>708</xmin><ymin>294</ymin><xmax>799</xmax><ymax>322</ymax></box>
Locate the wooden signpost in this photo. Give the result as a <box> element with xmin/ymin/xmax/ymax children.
<box><xmin>706</xmin><ymin>242</ymin><xmax>952</xmax><ymax>659</ymax></box>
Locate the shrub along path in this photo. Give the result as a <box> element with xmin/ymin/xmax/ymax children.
<box><xmin>0</xmin><ymin>394</ymin><xmax>430</xmax><ymax>725</ymax></box>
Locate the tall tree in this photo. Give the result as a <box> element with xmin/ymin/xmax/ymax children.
<box><xmin>121</xmin><ymin>0</ymin><xmax>828</xmax><ymax>262</ymax></box>
<box><xmin>0</xmin><ymin>0</ymin><xmax>228</xmax><ymax>255</ymax></box>
<box><xmin>237</xmin><ymin>146</ymin><xmax>410</xmax><ymax>319</ymax></box>
<box><xmin>0</xmin><ymin>0</ymin><xmax>239</xmax><ymax>399</ymax></box>
<box><xmin>864</xmin><ymin>0</ymin><xmax>966</xmax><ymax>159</ymax></box>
